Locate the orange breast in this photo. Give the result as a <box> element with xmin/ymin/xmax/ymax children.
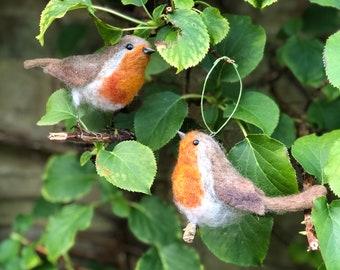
<box><xmin>171</xmin><ymin>132</ymin><xmax>204</xmax><ymax>208</ymax></box>
<box><xmin>99</xmin><ymin>44</ymin><xmax>150</xmax><ymax>106</ymax></box>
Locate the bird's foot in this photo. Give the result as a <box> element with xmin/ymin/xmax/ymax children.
<box><xmin>183</xmin><ymin>223</ymin><xmax>197</xmax><ymax>243</ymax></box>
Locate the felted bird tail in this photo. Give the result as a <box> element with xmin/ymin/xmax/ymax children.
<box><xmin>261</xmin><ymin>185</ymin><xmax>327</xmax><ymax>213</ymax></box>
<box><xmin>24</xmin><ymin>58</ymin><xmax>59</xmax><ymax>69</ymax></box>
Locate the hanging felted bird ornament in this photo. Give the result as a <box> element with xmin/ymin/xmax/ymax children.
<box><xmin>171</xmin><ymin>130</ymin><xmax>327</xmax><ymax>243</ymax></box>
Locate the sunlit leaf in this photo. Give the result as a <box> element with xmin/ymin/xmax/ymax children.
<box><xmin>202</xmin><ymin>15</ymin><xmax>266</xmax><ymax>82</ymax></box>
<box><xmin>155</xmin><ymin>9</ymin><xmax>209</xmax><ymax>72</ymax></box>
<box><xmin>96</xmin><ymin>141</ymin><xmax>156</xmax><ymax>194</ymax></box>
<box><xmin>229</xmin><ymin>134</ymin><xmax>298</xmax><ymax>196</ymax></box>
<box><xmin>224</xmin><ymin>91</ymin><xmax>280</xmax><ymax>135</ymax></box>
<box><xmin>324</xmin><ymin>31</ymin><xmax>340</xmax><ymax>89</ymax></box>
<box><xmin>37</xmin><ymin>89</ymin><xmax>76</xmax><ymax>126</ymax></box>
<box><xmin>291</xmin><ymin>130</ymin><xmax>340</xmax><ymax>183</ymax></box>
<box><xmin>312</xmin><ymin>197</ymin><xmax>340</xmax><ymax>270</ymax></box>
<box><xmin>37</xmin><ymin>0</ymin><xmax>92</xmax><ymax>45</ymax></box>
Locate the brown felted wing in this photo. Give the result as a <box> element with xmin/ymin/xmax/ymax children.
<box><xmin>202</xmin><ymin>134</ymin><xmax>266</xmax><ymax>215</ymax></box>
<box><xmin>42</xmin><ymin>54</ymin><xmax>104</xmax><ymax>87</ymax></box>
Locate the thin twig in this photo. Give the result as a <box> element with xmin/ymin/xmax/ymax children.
<box><xmin>301</xmin><ymin>173</ymin><xmax>321</xmax><ymax>251</ymax></box>
<box><xmin>48</xmin><ymin>130</ymin><xmax>135</xmax><ymax>143</ymax></box>
<box><xmin>209</xmin><ymin>48</ymin><xmax>235</xmax><ymax>64</ymax></box>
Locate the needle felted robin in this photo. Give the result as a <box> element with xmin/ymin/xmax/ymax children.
<box><xmin>24</xmin><ymin>35</ymin><xmax>155</xmax><ymax>112</ymax></box>
<box><xmin>171</xmin><ymin>130</ymin><xmax>327</xmax><ymax>243</ymax></box>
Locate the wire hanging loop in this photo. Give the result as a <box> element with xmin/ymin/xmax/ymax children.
<box><xmin>200</xmin><ymin>56</ymin><xmax>243</xmax><ymax>136</ymax></box>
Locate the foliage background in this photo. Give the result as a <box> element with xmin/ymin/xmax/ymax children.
<box><xmin>0</xmin><ymin>0</ymin><xmax>338</xmax><ymax>269</ymax></box>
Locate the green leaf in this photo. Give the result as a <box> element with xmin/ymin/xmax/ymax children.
<box><xmin>201</xmin><ymin>7</ymin><xmax>229</xmax><ymax>45</ymax></box>
<box><xmin>128</xmin><ymin>196</ymin><xmax>181</xmax><ymax>246</ymax></box>
<box><xmin>13</xmin><ymin>214</ymin><xmax>33</xmax><ymax>234</ymax></box>
<box><xmin>37</xmin><ymin>89</ymin><xmax>77</xmax><ymax>126</ymax></box>
<box><xmin>307</xmin><ymin>98</ymin><xmax>340</xmax><ymax>130</ymax></box>
<box><xmin>310</xmin><ymin>96</ymin><xmax>340</xmax><ymax>129</ymax></box>
<box><xmin>91</xmin><ymin>14</ymin><xmax>123</xmax><ymax>45</ymax></box>
<box><xmin>121</xmin><ymin>0</ymin><xmax>147</xmax><ymax>6</ymax></box>
<box><xmin>244</xmin><ymin>0</ymin><xmax>278</xmax><ymax>8</ymax></box>
<box><xmin>137</xmin><ymin>244</ymin><xmax>201</xmax><ymax>270</ymax></box>
<box><xmin>321</xmin><ymin>84</ymin><xmax>340</xmax><ymax>101</ymax></box>
<box><xmin>159</xmin><ymin>244</ymin><xmax>201</xmax><ymax>269</ymax></box>
<box><xmin>45</xmin><ymin>204</ymin><xmax>93</xmax><ymax>262</ymax></box>
<box><xmin>202</xmin><ymin>14</ymin><xmax>266</xmax><ymax>82</ymax></box>
<box><xmin>203</xmin><ymin>105</ymin><xmax>219</xmax><ymax>130</ymax></box>
<box><xmin>271</xmin><ymin>113</ymin><xmax>296</xmax><ymax>148</ymax></box>
<box><xmin>201</xmin><ymin>215</ymin><xmax>273</xmax><ymax>266</ymax></box>
<box><xmin>302</xmin><ymin>5</ymin><xmax>340</xmax><ymax>36</ymax></box>
<box><xmin>57</xmin><ymin>23</ymin><xmax>88</xmax><ymax>56</ymax></box>
<box><xmin>312</xmin><ymin>197</ymin><xmax>340</xmax><ymax>270</ymax></box>
<box><xmin>80</xmin><ymin>150</ymin><xmax>93</xmax><ymax>166</ymax></box>
<box><xmin>228</xmin><ymin>134</ymin><xmax>298</xmax><ymax>196</ymax></box>
<box><xmin>42</xmin><ymin>153</ymin><xmax>97</xmax><ymax>203</ymax></box>
<box><xmin>224</xmin><ymin>91</ymin><xmax>280</xmax><ymax>135</ymax></box>
<box><xmin>0</xmin><ymin>239</ymin><xmax>20</xmax><ymax>264</ymax></box>
<box><xmin>173</xmin><ymin>0</ymin><xmax>194</xmax><ymax>9</ymax></box>
<box><xmin>111</xmin><ymin>193</ymin><xmax>131</xmax><ymax>218</ymax></box>
<box><xmin>155</xmin><ymin>9</ymin><xmax>209</xmax><ymax>72</ymax></box>
<box><xmin>309</xmin><ymin>0</ymin><xmax>340</xmax><ymax>9</ymax></box>
<box><xmin>37</xmin><ymin>0</ymin><xmax>92</xmax><ymax>45</ymax></box>
<box><xmin>113</xmin><ymin>112</ymin><xmax>135</xmax><ymax>130</ymax></box>
<box><xmin>324</xmin><ymin>31</ymin><xmax>340</xmax><ymax>89</ymax></box>
<box><xmin>135</xmin><ymin>92</ymin><xmax>188</xmax><ymax>150</ymax></box>
<box><xmin>21</xmin><ymin>246</ymin><xmax>42</xmax><ymax>269</ymax></box>
<box><xmin>278</xmin><ymin>35</ymin><xmax>325</xmax><ymax>87</ymax></box>
<box><xmin>78</xmin><ymin>105</ymin><xmax>113</xmax><ymax>131</ymax></box>
<box><xmin>33</xmin><ymin>197</ymin><xmax>62</xmax><ymax>218</ymax></box>
<box><xmin>98</xmin><ymin>177</ymin><xmax>131</xmax><ymax>218</ymax></box>
<box><xmin>152</xmin><ymin>4</ymin><xmax>166</xmax><ymax>19</ymax></box>
<box><xmin>1</xmin><ymin>258</ymin><xmax>25</xmax><ymax>270</ymax></box>
<box><xmin>136</xmin><ymin>247</ymin><xmax>162</xmax><ymax>270</ymax></box>
<box><xmin>96</xmin><ymin>141</ymin><xmax>156</xmax><ymax>194</ymax></box>
<box><xmin>146</xmin><ymin>52</ymin><xmax>171</xmax><ymax>76</ymax></box>
<box><xmin>291</xmin><ymin>130</ymin><xmax>340</xmax><ymax>183</ymax></box>
<box><xmin>324</xmin><ymin>140</ymin><xmax>340</xmax><ymax>196</ymax></box>
<box><xmin>289</xmin><ymin>242</ymin><xmax>324</xmax><ymax>268</ymax></box>
<box><xmin>281</xmin><ymin>18</ymin><xmax>303</xmax><ymax>36</ymax></box>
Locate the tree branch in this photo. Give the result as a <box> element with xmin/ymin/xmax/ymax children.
<box><xmin>48</xmin><ymin>130</ymin><xmax>135</xmax><ymax>143</ymax></box>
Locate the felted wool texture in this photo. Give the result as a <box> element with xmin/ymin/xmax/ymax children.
<box><xmin>172</xmin><ymin>131</ymin><xmax>244</xmax><ymax>227</ymax></box>
<box><xmin>24</xmin><ymin>35</ymin><xmax>152</xmax><ymax>111</ymax></box>
<box><xmin>205</xmin><ymin>135</ymin><xmax>266</xmax><ymax>215</ymax></box>
<box><xmin>195</xmin><ymin>132</ymin><xmax>244</xmax><ymax>226</ymax></box>
<box><xmin>72</xmin><ymin>48</ymin><xmax>125</xmax><ymax>110</ymax></box>
<box><xmin>203</xmin><ymin>133</ymin><xmax>327</xmax><ymax>214</ymax></box>
<box><xmin>172</xmin><ymin>130</ymin><xmax>327</xmax><ymax>229</ymax></box>
<box><xmin>262</xmin><ymin>185</ymin><xmax>327</xmax><ymax>213</ymax></box>
<box><xmin>99</xmin><ymin>43</ymin><xmax>150</xmax><ymax>108</ymax></box>
<box><xmin>172</xmin><ymin>131</ymin><xmax>205</xmax><ymax>209</ymax></box>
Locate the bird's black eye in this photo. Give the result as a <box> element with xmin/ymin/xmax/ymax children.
<box><xmin>126</xmin><ymin>43</ymin><xmax>134</xmax><ymax>50</ymax></box>
<box><xmin>193</xmin><ymin>139</ymin><xmax>199</xmax><ymax>146</ymax></box>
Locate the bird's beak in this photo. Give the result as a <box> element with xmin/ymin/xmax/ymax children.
<box><xmin>143</xmin><ymin>47</ymin><xmax>155</xmax><ymax>55</ymax></box>
<box><xmin>177</xmin><ymin>131</ymin><xmax>186</xmax><ymax>139</ymax></box>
